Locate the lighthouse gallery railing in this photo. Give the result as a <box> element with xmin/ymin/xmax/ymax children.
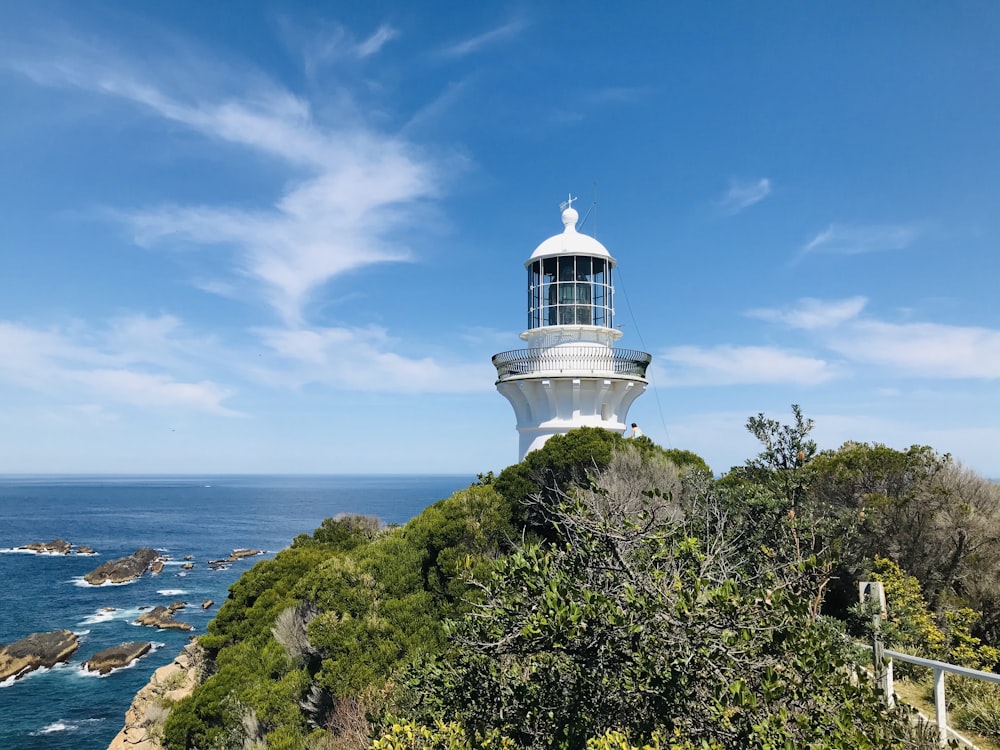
<box><xmin>492</xmin><ymin>347</ymin><xmax>651</xmax><ymax>382</ymax></box>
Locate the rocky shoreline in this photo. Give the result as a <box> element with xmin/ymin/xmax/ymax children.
<box><xmin>106</xmin><ymin>643</ymin><xmax>205</xmax><ymax>750</ymax></box>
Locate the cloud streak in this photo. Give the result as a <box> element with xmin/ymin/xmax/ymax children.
<box><xmin>0</xmin><ymin>319</ymin><xmax>240</xmax><ymax>415</ymax></box>
<box><xmin>796</xmin><ymin>223</ymin><xmax>920</xmax><ymax>262</ymax></box>
<box><xmin>252</xmin><ymin>325</ymin><xmax>494</xmax><ymax>393</ymax></box>
<box><xmin>9</xmin><ymin>41</ymin><xmax>444</xmax><ymax>325</ymax></box>
<box><xmin>745</xmin><ymin>297</ymin><xmax>1000</xmax><ymax>380</ymax></box>
<box><xmin>658</xmin><ymin>345</ymin><xmax>838</xmax><ymax>386</ymax></box>
<box><xmin>719</xmin><ymin>177</ymin><xmax>771</xmax><ymax>214</ymax></box>
<box><xmin>747</xmin><ymin>296</ymin><xmax>867</xmax><ymax>329</ymax></box>
<box><xmin>437</xmin><ymin>18</ymin><xmax>526</xmax><ymax>59</ymax></box>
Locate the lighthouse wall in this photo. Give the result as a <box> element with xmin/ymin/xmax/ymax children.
<box><xmin>496</xmin><ymin>375</ymin><xmax>647</xmax><ymax>460</ymax></box>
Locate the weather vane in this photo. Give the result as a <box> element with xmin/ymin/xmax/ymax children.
<box><xmin>560</xmin><ymin>194</ymin><xmax>577</xmax><ymax>211</ymax></box>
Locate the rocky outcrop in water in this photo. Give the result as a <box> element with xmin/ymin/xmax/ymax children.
<box><xmin>19</xmin><ymin>538</ymin><xmax>72</xmax><ymax>554</ymax></box>
<box><xmin>135</xmin><ymin>606</ymin><xmax>193</xmax><ymax>631</ymax></box>
<box><xmin>0</xmin><ymin>630</ymin><xmax>79</xmax><ymax>681</ymax></box>
<box><xmin>106</xmin><ymin>643</ymin><xmax>204</xmax><ymax>750</ymax></box>
<box><xmin>84</xmin><ymin>547</ymin><xmax>165</xmax><ymax>585</ymax></box>
<box><xmin>229</xmin><ymin>548</ymin><xmax>264</xmax><ymax>560</ymax></box>
<box><xmin>83</xmin><ymin>642</ymin><xmax>152</xmax><ymax>675</ymax></box>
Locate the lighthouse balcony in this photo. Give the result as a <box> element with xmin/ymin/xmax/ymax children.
<box><xmin>492</xmin><ymin>346</ymin><xmax>651</xmax><ymax>382</ymax></box>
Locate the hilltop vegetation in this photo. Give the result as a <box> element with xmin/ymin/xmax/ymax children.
<box><xmin>159</xmin><ymin>409</ymin><xmax>1000</xmax><ymax>749</ymax></box>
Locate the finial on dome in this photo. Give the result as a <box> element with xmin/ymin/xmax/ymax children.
<box><xmin>560</xmin><ymin>193</ymin><xmax>579</xmax><ymax>231</ymax></box>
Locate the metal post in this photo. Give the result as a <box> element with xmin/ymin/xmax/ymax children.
<box><xmin>933</xmin><ymin>667</ymin><xmax>948</xmax><ymax>747</ymax></box>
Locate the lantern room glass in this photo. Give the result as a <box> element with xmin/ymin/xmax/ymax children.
<box><xmin>526</xmin><ymin>256</ymin><xmax>613</xmax><ymax>330</ymax></box>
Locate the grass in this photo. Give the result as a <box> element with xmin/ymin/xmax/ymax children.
<box><xmin>893</xmin><ymin>678</ymin><xmax>1000</xmax><ymax>750</ymax></box>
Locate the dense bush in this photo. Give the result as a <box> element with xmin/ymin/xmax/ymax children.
<box><xmin>160</xmin><ymin>414</ymin><xmax>999</xmax><ymax>749</ymax></box>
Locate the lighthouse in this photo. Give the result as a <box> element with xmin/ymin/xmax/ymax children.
<box><xmin>492</xmin><ymin>197</ymin><xmax>651</xmax><ymax>460</ymax></box>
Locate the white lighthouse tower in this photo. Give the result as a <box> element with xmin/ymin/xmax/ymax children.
<box><xmin>492</xmin><ymin>197</ymin><xmax>651</xmax><ymax>460</ymax></box>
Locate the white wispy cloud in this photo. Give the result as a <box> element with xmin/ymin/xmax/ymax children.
<box><xmin>797</xmin><ymin>223</ymin><xmax>920</xmax><ymax>261</ymax></box>
<box><xmin>827</xmin><ymin>320</ymin><xmax>1000</xmax><ymax>379</ymax></box>
<box><xmin>657</xmin><ymin>345</ymin><xmax>838</xmax><ymax>386</ymax></box>
<box><xmin>9</xmin><ymin>42</ymin><xmax>444</xmax><ymax>325</ymax></box>
<box><xmin>744</xmin><ymin>297</ymin><xmax>1000</xmax><ymax>380</ymax></box>
<box><xmin>357</xmin><ymin>24</ymin><xmax>400</xmax><ymax>58</ymax></box>
<box><xmin>719</xmin><ymin>177</ymin><xmax>771</xmax><ymax>214</ymax></box>
<box><xmin>0</xmin><ymin>319</ymin><xmax>240</xmax><ymax>415</ymax></box>
<box><xmin>747</xmin><ymin>296</ymin><xmax>868</xmax><ymax>329</ymax></box>
<box><xmin>253</xmin><ymin>326</ymin><xmax>494</xmax><ymax>393</ymax></box>
<box><xmin>437</xmin><ymin>18</ymin><xmax>526</xmax><ymax>59</ymax></box>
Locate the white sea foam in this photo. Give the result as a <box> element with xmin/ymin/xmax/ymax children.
<box><xmin>0</xmin><ymin>664</ymin><xmax>50</xmax><ymax>687</ymax></box>
<box><xmin>71</xmin><ymin>576</ymin><xmax>136</xmax><ymax>588</ymax></box>
<box><xmin>30</xmin><ymin>717</ymin><xmax>103</xmax><ymax>735</ymax></box>
<box><xmin>0</xmin><ymin>547</ymin><xmax>64</xmax><ymax>555</ymax></box>
<box><xmin>73</xmin><ymin>628</ymin><xmax>91</xmax><ymax>637</ymax></box>
<box><xmin>157</xmin><ymin>588</ymin><xmax>188</xmax><ymax>596</ymax></box>
<box><xmin>77</xmin><ymin>606</ymin><xmax>145</xmax><ymax>626</ymax></box>
<box><xmin>33</xmin><ymin>721</ymin><xmax>73</xmax><ymax>734</ymax></box>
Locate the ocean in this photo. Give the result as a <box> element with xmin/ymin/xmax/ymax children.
<box><xmin>0</xmin><ymin>474</ymin><xmax>472</xmax><ymax>750</ymax></box>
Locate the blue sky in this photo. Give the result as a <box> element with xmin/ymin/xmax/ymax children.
<box><xmin>1</xmin><ymin>2</ymin><xmax>998</xmax><ymax>476</ymax></box>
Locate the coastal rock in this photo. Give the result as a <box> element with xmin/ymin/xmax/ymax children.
<box><xmin>229</xmin><ymin>548</ymin><xmax>264</xmax><ymax>561</ymax></box>
<box><xmin>19</xmin><ymin>538</ymin><xmax>72</xmax><ymax>555</ymax></box>
<box><xmin>76</xmin><ymin>545</ymin><xmax>96</xmax><ymax>555</ymax></box>
<box><xmin>180</xmin><ymin>562</ymin><xmax>194</xmax><ymax>570</ymax></box>
<box><xmin>107</xmin><ymin>643</ymin><xmax>204</xmax><ymax>750</ymax></box>
<box><xmin>202</xmin><ymin>599</ymin><xmax>214</xmax><ymax>610</ymax></box>
<box><xmin>83</xmin><ymin>642</ymin><xmax>152</xmax><ymax>675</ymax></box>
<box><xmin>167</xmin><ymin>601</ymin><xmax>188</xmax><ymax>613</ymax></box>
<box><xmin>135</xmin><ymin>606</ymin><xmax>194</xmax><ymax>631</ymax></box>
<box><xmin>84</xmin><ymin>547</ymin><xmax>164</xmax><ymax>585</ymax></box>
<box><xmin>0</xmin><ymin>630</ymin><xmax>79</xmax><ymax>681</ymax></box>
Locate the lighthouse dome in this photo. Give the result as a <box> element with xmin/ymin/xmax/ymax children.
<box><xmin>528</xmin><ymin>205</ymin><xmax>614</xmax><ymax>262</ymax></box>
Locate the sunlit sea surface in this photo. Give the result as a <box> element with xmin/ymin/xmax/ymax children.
<box><xmin>0</xmin><ymin>474</ymin><xmax>471</xmax><ymax>750</ymax></box>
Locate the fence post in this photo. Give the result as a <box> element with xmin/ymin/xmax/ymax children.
<box><xmin>933</xmin><ymin>667</ymin><xmax>948</xmax><ymax>746</ymax></box>
<box><xmin>860</xmin><ymin>581</ymin><xmax>893</xmax><ymax>706</ymax></box>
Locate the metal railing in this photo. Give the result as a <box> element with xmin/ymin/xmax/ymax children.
<box><xmin>880</xmin><ymin>649</ymin><xmax>1000</xmax><ymax>748</ymax></box>
<box><xmin>861</xmin><ymin>582</ymin><xmax>1000</xmax><ymax>747</ymax></box>
<box><xmin>492</xmin><ymin>347</ymin><xmax>651</xmax><ymax>382</ymax></box>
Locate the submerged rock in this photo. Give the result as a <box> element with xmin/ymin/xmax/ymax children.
<box><xmin>0</xmin><ymin>629</ymin><xmax>79</xmax><ymax>681</ymax></box>
<box><xmin>135</xmin><ymin>606</ymin><xmax>194</xmax><ymax>631</ymax></box>
<box><xmin>84</xmin><ymin>547</ymin><xmax>164</xmax><ymax>585</ymax></box>
<box><xmin>83</xmin><ymin>642</ymin><xmax>152</xmax><ymax>675</ymax></box>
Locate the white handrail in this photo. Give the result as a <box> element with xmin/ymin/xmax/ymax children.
<box><xmin>880</xmin><ymin>648</ymin><xmax>1000</xmax><ymax>748</ymax></box>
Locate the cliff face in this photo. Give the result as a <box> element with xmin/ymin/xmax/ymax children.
<box><xmin>106</xmin><ymin>642</ymin><xmax>204</xmax><ymax>750</ymax></box>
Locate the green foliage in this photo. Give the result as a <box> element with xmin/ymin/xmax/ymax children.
<box><xmin>399</xmin><ymin>465</ymin><xmax>935</xmax><ymax>750</ymax></box>
<box><xmin>871</xmin><ymin>557</ymin><xmax>1000</xmax><ymax>671</ymax></box>
<box><xmin>494</xmin><ymin>426</ymin><xmax>623</xmax><ymax>533</ymax></box>
<box><xmin>950</xmin><ymin>679</ymin><xmax>1000</xmax><ymax>742</ymax></box>
<box><xmin>163</xmin><ymin>486</ymin><xmax>518</xmax><ymax>749</ymax></box>
<box><xmin>163</xmin><ymin>412</ymin><xmax>1000</xmax><ymax>750</ymax></box>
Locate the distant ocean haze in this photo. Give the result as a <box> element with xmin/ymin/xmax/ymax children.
<box><xmin>0</xmin><ymin>474</ymin><xmax>471</xmax><ymax>750</ymax></box>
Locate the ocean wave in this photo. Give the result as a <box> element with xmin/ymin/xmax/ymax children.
<box><xmin>77</xmin><ymin>606</ymin><xmax>145</xmax><ymax>626</ymax></box>
<box><xmin>73</xmin><ymin>628</ymin><xmax>91</xmax><ymax>637</ymax></box>
<box><xmin>0</xmin><ymin>664</ymin><xmax>50</xmax><ymax>687</ymax></box>
<box><xmin>30</xmin><ymin>717</ymin><xmax>104</xmax><ymax>735</ymax></box>
<box><xmin>0</xmin><ymin>547</ymin><xmax>64</xmax><ymax>555</ymax></box>
<box><xmin>71</xmin><ymin>576</ymin><xmax>136</xmax><ymax>588</ymax></box>
<box><xmin>157</xmin><ymin>589</ymin><xmax>188</xmax><ymax>596</ymax></box>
